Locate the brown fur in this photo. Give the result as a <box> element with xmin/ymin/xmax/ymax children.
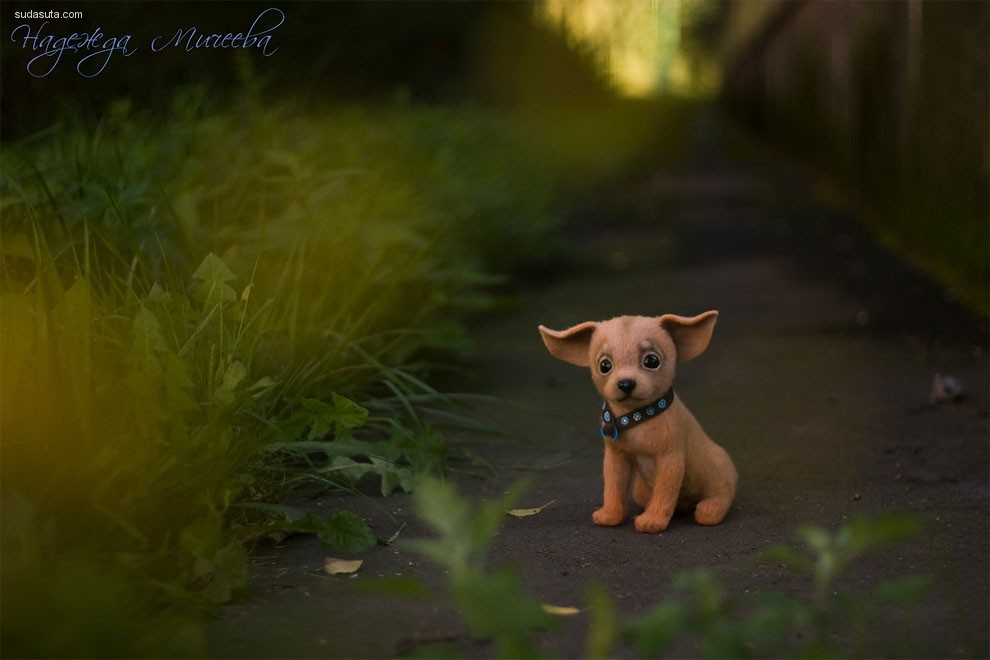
<box><xmin>539</xmin><ymin>312</ymin><xmax>737</xmax><ymax>533</ymax></box>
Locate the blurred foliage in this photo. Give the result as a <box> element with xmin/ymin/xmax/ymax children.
<box><xmin>0</xmin><ymin>4</ymin><xmax>700</xmax><ymax>645</ymax></box>
<box><xmin>402</xmin><ymin>482</ymin><xmax>950</xmax><ymax>659</ymax></box>
<box><xmin>0</xmin><ymin>93</ymin><xmax>567</xmax><ymax>656</ymax></box>
<box><xmin>538</xmin><ymin>0</ymin><xmax>725</xmax><ymax>97</ymax></box>
<box><xmin>0</xmin><ymin>3</ymin><xmax>829</xmax><ymax>656</ymax></box>
<box><xmin>622</xmin><ymin>515</ymin><xmax>931</xmax><ymax>659</ymax></box>
<box><xmin>406</xmin><ymin>479</ymin><xmax>558</xmax><ymax>659</ymax></box>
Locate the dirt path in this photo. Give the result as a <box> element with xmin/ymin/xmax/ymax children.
<box><xmin>208</xmin><ymin>108</ymin><xmax>989</xmax><ymax>658</ymax></box>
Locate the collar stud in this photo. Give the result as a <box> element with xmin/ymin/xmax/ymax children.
<box><xmin>600</xmin><ymin>387</ymin><xmax>675</xmax><ymax>441</ymax></box>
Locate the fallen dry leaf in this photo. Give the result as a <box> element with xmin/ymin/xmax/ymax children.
<box><xmin>541</xmin><ymin>603</ymin><xmax>580</xmax><ymax>616</ymax></box>
<box><xmin>323</xmin><ymin>557</ymin><xmax>363</xmax><ymax>575</ymax></box>
<box><xmin>384</xmin><ymin>523</ymin><xmax>406</xmax><ymax>546</ymax></box>
<box><xmin>507</xmin><ymin>500</ymin><xmax>556</xmax><ymax>518</ymax></box>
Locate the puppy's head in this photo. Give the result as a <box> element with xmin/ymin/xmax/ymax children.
<box><xmin>539</xmin><ymin>312</ymin><xmax>718</xmax><ymax>406</ymax></box>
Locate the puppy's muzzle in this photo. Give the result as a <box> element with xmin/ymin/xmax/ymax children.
<box><xmin>617</xmin><ymin>379</ymin><xmax>636</xmax><ymax>395</ymax></box>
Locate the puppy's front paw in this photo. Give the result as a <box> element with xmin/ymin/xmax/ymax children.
<box><xmin>592</xmin><ymin>508</ymin><xmax>624</xmax><ymax>526</ymax></box>
<box><xmin>634</xmin><ymin>513</ymin><xmax>669</xmax><ymax>534</ymax></box>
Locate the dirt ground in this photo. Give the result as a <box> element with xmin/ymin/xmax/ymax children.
<box><xmin>207</xmin><ymin>109</ymin><xmax>989</xmax><ymax>659</ymax></box>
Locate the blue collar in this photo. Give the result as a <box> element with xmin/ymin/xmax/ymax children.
<box><xmin>600</xmin><ymin>387</ymin><xmax>675</xmax><ymax>441</ymax></box>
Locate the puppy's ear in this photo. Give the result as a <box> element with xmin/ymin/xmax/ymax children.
<box><xmin>538</xmin><ymin>322</ymin><xmax>598</xmax><ymax>367</ymax></box>
<box><xmin>659</xmin><ymin>311</ymin><xmax>718</xmax><ymax>363</ymax></box>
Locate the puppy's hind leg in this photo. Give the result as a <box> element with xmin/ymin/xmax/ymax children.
<box><xmin>693</xmin><ymin>446</ymin><xmax>737</xmax><ymax>525</ymax></box>
<box><xmin>693</xmin><ymin>497</ymin><xmax>731</xmax><ymax>526</ymax></box>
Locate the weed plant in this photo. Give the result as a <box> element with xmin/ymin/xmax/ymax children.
<box><xmin>407</xmin><ymin>479</ymin><xmax>946</xmax><ymax>659</ymax></box>
<box><xmin>0</xmin><ymin>93</ymin><xmax>561</xmax><ymax>656</ymax></box>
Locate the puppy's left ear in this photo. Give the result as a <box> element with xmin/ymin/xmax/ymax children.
<box><xmin>539</xmin><ymin>322</ymin><xmax>598</xmax><ymax>367</ymax></box>
<box><xmin>659</xmin><ymin>311</ymin><xmax>718</xmax><ymax>363</ymax></box>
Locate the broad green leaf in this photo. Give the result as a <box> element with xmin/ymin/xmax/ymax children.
<box><xmin>413</xmin><ymin>478</ymin><xmax>470</xmax><ymax>539</ymax></box>
<box><xmin>163</xmin><ymin>352</ymin><xmax>194</xmax><ymax>414</ymax></box>
<box><xmin>798</xmin><ymin>525</ymin><xmax>832</xmax><ymax>555</ymax></box>
<box><xmin>132</xmin><ymin>306</ymin><xmax>167</xmax><ymax>355</ymax></box>
<box><xmin>299</xmin><ymin>396</ymin><xmax>369</xmax><ymax>440</ymax></box>
<box><xmin>871</xmin><ymin>574</ymin><xmax>933</xmax><ymax>604</ymax></box>
<box><xmin>330</xmin><ymin>393</ymin><xmax>369</xmax><ymax>435</ymax></box>
<box><xmin>759</xmin><ymin>545</ymin><xmax>815</xmax><ymax>573</ymax></box>
<box><xmin>192</xmin><ymin>252</ymin><xmax>237</xmax><ymax>309</ymax></box>
<box><xmin>222</xmin><ymin>361</ymin><xmax>247</xmax><ymax>390</ymax></box>
<box><xmin>624</xmin><ymin>601</ymin><xmax>685</xmax><ymax>656</ymax></box>
<box><xmin>145</xmin><ymin>282</ymin><xmax>170</xmax><ymax>304</ymax></box>
<box><xmin>452</xmin><ymin>567</ymin><xmax>555</xmax><ymax>659</ymax></box>
<box><xmin>396</xmin><ymin>426</ymin><xmax>448</xmax><ymax>474</ymax></box>
<box><xmin>197</xmin><ymin>541</ymin><xmax>248</xmax><ymax>604</ymax></box>
<box><xmin>199</xmin><ymin>281</ymin><xmax>237</xmax><ymax>310</ymax></box>
<box><xmin>214</xmin><ymin>361</ymin><xmax>248</xmax><ymax>405</ymax></box>
<box><xmin>327</xmin><ymin>456</ymin><xmax>374</xmax><ymax>485</ymax></box>
<box><xmin>838</xmin><ymin>514</ymin><xmax>923</xmax><ymax>556</ymax></box>
<box><xmin>740</xmin><ymin>593</ymin><xmax>811</xmax><ymax>656</ymax></box>
<box><xmin>192</xmin><ymin>252</ymin><xmax>236</xmax><ymax>283</ymax></box>
<box><xmin>407</xmin><ymin>478</ymin><xmax>474</xmax><ymax>572</ymax></box>
<box><xmin>249</xmin><ymin>376</ymin><xmax>277</xmax><ymax>399</ymax></box>
<box><xmin>585</xmin><ymin>585</ymin><xmax>617</xmax><ymax>660</ymax></box>
<box><xmin>372</xmin><ymin>458</ymin><xmax>416</xmax><ymax>497</ymax></box>
<box><xmin>300</xmin><ymin>398</ymin><xmax>334</xmax><ymax>412</ymax></box>
<box><xmin>673</xmin><ymin>570</ymin><xmax>724</xmax><ymax>620</ymax></box>
<box><xmin>315</xmin><ymin>510</ymin><xmax>376</xmax><ymax>552</ymax></box>
<box><xmin>213</xmin><ymin>542</ymin><xmax>249</xmax><ymax>589</ymax></box>
<box><xmin>233</xmin><ymin>504</ymin><xmax>375</xmax><ymax>552</ymax></box>
<box><xmin>300</xmin><ymin>398</ymin><xmax>335</xmax><ymax>440</ymax></box>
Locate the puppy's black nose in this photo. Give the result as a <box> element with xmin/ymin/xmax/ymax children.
<box><xmin>617</xmin><ymin>379</ymin><xmax>636</xmax><ymax>394</ymax></box>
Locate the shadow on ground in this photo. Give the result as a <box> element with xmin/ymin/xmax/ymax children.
<box><xmin>208</xmin><ymin>106</ymin><xmax>989</xmax><ymax>659</ymax></box>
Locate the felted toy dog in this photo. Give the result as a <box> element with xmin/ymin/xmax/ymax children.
<box><xmin>539</xmin><ymin>312</ymin><xmax>737</xmax><ymax>533</ymax></box>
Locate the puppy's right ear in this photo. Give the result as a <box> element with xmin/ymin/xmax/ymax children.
<box><xmin>539</xmin><ymin>322</ymin><xmax>597</xmax><ymax>367</ymax></box>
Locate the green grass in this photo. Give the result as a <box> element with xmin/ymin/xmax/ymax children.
<box><xmin>0</xmin><ymin>67</ymin><xmax>701</xmax><ymax>655</ymax></box>
<box><xmin>0</xmin><ymin>93</ymin><xmax>565</xmax><ymax>657</ymax></box>
<box><xmin>405</xmin><ymin>479</ymin><xmax>951</xmax><ymax>660</ymax></box>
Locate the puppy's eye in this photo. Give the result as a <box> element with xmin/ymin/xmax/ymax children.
<box><xmin>598</xmin><ymin>358</ymin><xmax>613</xmax><ymax>374</ymax></box>
<box><xmin>642</xmin><ymin>353</ymin><xmax>662</xmax><ymax>369</ymax></box>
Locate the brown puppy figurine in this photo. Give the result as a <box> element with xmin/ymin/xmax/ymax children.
<box><xmin>539</xmin><ymin>312</ymin><xmax>737</xmax><ymax>533</ymax></box>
